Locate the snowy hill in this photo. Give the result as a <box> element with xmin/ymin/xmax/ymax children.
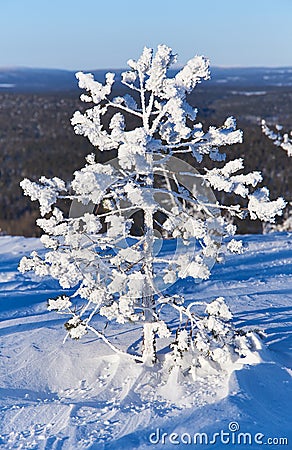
<box><xmin>0</xmin><ymin>233</ymin><xmax>291</xmax><ymax>449</ymax></box>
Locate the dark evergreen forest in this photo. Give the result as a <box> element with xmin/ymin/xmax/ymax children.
<box><xmin>0</xmin><ymin>81</ymin><xmax>291</xmax><ymax>236</ymax></box>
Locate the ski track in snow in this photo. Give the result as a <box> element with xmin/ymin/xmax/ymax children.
<box><xmin>0</xmin><ymin>233</ymin><xmax>291</xmax><ymax>449</ymax></box>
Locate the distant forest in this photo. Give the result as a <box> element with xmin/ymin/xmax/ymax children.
<box><xmin>0</xmin><ymin>82</ymin><xmax>291</xmax><ymax>236</ymax></box>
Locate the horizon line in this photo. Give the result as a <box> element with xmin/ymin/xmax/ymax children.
<box><xmin>1</xmin><ymin>64</ymin><xmax>292</xmax><ymax>72</ymax></box>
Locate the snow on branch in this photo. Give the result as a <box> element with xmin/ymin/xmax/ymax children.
<box><xmin>261</xmin><ymin>119</ymin><xmax>292</xmax><ymax>157</ymax></box>
<box><xmin>76</xmin><ymin>71</ymin><xmax>115</xmax><ymax>104</ymax></box>
<box><xmin>205</xmin><ymin>158</ymin><xmax>263</xmax><ymax>197</ymax></box>
<box><xmin>174</xmin><ymin>54</ymin><xmax>210</xmax><ymax>93</ymax></box>
<box><xmin>248</xmin><ymin>187</ymin><xmax>286</xmax><ymax>222</ymax></box>
<box><xmin>20</xmin><ymin>177</ymin><xmax>66</xmax><ymax>216</ymax></box>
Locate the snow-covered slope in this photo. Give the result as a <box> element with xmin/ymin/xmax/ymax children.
<box><xmin>0</xmin><ymin>233</ymin><xmax>291</xmax><ymax>449</ymax></box>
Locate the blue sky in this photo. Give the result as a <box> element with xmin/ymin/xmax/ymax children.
<box><xmin>1</xmin><ymin>0</ymin><xmax>292</xmax><ymax>70</ymax></box>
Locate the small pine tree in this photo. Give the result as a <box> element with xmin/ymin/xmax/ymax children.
<box><xmin>19</xmin><ymin>45</ymin><xmax>286</xmax><ymax>366</ymax></box>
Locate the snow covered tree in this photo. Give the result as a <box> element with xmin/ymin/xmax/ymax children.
<box><xmin>19</xmin><ymin>45</ymin><xmax>286</xmax><ymax>367</ymax></box>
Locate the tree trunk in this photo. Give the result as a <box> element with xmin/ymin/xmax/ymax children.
<box><xmin>142</xmin><ymin>322</ymin><xmax>157</xmax><ymax>365</ymax></box>
<box><xmin>142</xmin><ymin>149</ymin><xmax>157</xmax><ymax>364</ymax></box>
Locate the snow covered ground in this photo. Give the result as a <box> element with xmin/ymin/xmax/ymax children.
<box><xmin>0</xmin><ymin>233</ymin><xmax>291</xmax><ymax>449</ymax></box>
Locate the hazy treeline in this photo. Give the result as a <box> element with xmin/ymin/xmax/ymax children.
<box><xmin>0</xmin><ymin>84</ymin><xmax>291</xmax><ymax>236</ymax></box>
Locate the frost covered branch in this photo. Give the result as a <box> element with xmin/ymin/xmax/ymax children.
<box><xmin>261</xmin><ymin>119</ymin><xmax>292</xmax><ymax>157</ymax></box>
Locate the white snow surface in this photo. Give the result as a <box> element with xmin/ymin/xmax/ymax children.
<box><xmin>0</xmin><ymin>233</ymin><xmax>291</xmax><ymax>449</ymax></box>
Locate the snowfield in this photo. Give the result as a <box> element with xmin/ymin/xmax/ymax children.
<box><xmin>0</xmin><ymin>233</ymin><xmax>291</xmax><ymax>449</ymax></box>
